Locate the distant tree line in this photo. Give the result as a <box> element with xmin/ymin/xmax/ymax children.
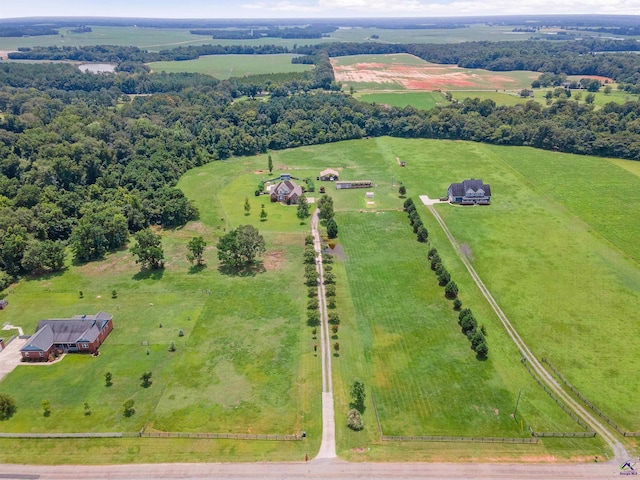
<box><xmin>0</xmin><ymin>26</ymin><xmax>58</xmax><ymax>37</ymax></box>
<box><xmin>190</xmin><ymin>25</ymin><xmax>337</xmax><ymax>39</ymax></box>
<box><xmin>11</xmin><ymin>38</ymin><xmax>640</xmax><ymax>89</ymax></box>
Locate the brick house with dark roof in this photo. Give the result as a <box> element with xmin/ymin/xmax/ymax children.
<box><xmin>447</xmin><ymin>179</ymin><xmax>491</xmax><ymax>205</ymax></box>
<box><xmin>20</xmin><ymin>311</ymin><xmax>113</xmax><ymax>361</ymax></box>
<box><xmin>270</xmin><ymin>180</ymin><xmax>302</xmax><ymax>205</ymax></box>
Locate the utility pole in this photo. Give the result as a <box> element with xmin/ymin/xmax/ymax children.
<box><xmin>513</xmin><ymin>389</ymin><xmax>522</xmax><ymax>419</ymax></box>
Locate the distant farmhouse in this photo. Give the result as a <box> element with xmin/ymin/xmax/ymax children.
<box><xmin>319</xmin><ymin>168</ymin><xmax>339</xmax><ymax>181</ymax></box>
<box><xmin>447</xmin><ymin>179</ymin><xmax>491</xmax><ymax>205</ymax></box>
<box><xmin>20</xmin><ymin>311</ymin><xmax>113</xmax><ymax>361</ymax></box>
<box><xmin>270</xmin><ymin>180</ymin><xmax>302</xmax><ymax>205</ymax></box>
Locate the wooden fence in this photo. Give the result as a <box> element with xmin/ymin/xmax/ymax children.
<box><xmin>520</xmin><ymin>357</ymin><xmax>593</xmax><ymax>432</ymax></box>
<box><xmin>141</xmin><ymin>432</ymin><xmax>302</xmax><ymax>441</ymax></box>
<box><xmin>541</xmin><ymin>358</ymin><xmax>640</xmax><ymax>437</ymax></box>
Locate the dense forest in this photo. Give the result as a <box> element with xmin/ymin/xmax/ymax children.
<box><xmin>1</xmin><ymin>45</ymin><xmax>640</xmax><ymax>287</ymax></box>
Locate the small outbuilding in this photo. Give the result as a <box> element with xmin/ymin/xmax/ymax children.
<box><xmin>0</xmin><ymin>299</ymin><xmax>7</xmax><ymax>310</ymax></box>
<box><xmin>320</xmin><ymin>168</ymin><xmax>339</xmax><ymax>181</ymax></box>
<box><xmin>336</xmin><ymin>180</ymin><xmax>372</xmax><ymax>190</ymax></box>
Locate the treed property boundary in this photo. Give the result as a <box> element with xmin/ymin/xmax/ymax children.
<box><xmin>370</xmin><ymin>389</ymin><xmax>537</xmax><ymax>444</ymax></box>
<box><xmin>0</xmin><ymin>432</ymin><xmax>302</xmax><ymax>441</ymax></box>
<box><xmin>541</xmin><ymin>358</ymin><xmax>640</xmax><ymax>438</ymax></box>
<box><xmin>520</xmin><ymin>356</ymin><xmax>594</xmax><ymax>435</ymax></box>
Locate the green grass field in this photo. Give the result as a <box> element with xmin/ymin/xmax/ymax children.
<box><xmin>0</xmin><ymin>156</ymin><xmax>321</xmax><ymax>462</ymax></box>
<box><xmin>147</xmin><ymin>54</ymin><xmax>314</xmax><ymax>78</ymax></box>
<box><xmin>355</xmin><ymin>91</ymin><xmax>449</xmax><ymax>110</ymax></box>
<box><xmin>1</xmin><ymin>138</ymin><xmax>638</xmax><ymax>462</ymax></box>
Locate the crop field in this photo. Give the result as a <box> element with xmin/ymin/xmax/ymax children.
<box><xmin>1</xmin><ymin>138</ymin><xmax>638</xmax><ymax>463</ymax></box>
<box><xmin>147</xmin><ymin>54</ymin><xmax>313</xmax><ymax>78</ymax></box>
<box><xmin>332</xmin><ymin>54</ymin><xmax>540</xmax><ymax>91</ymax></box>
<box><xmin>355</xmin><ymin>91</ymin><xmax>450</xmax><ymax>110</ymax></box>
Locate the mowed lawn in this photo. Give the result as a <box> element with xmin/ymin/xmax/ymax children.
<box><xmin>147</xmin><ymin>54</ymin><xmax>313</xmax><ymax>78</ymax></box>
<box><xmin>0</xmin><ymin>154</ymin><xmax>321</xmax><ymax>462</ymax></box>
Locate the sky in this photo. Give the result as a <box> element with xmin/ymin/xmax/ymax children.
<box><xmin>1</xmin><ymin>0</ymin><xmax>639</xmax><ymax>19</ymax></box>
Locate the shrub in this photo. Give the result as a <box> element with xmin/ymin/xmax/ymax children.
<box><xmin>453</xmin><ymin>298</ymin><xmax>462</xmax><ymax>310</ymax></box>
<box><xmin>304</xmin><ymin>235</ymin><xmax>314</xmax><ymax>246</ymax></box>
<box><xmin>427</xmin><ymin>248</ymin><xmax>438</xmax><ymax>260</ymax></box>
<box><xmin>470</xmin><ymin>331</ymin><xmax>486</xmax><ymax>351</ymax></box>
<box><xmin>328</xmin><ymin>312</ymin><xmax>340</xmax><ymax>325</ymax></box>
<box><xmin>111</xmin><ymin>289</ymin><xmax>117</xmax><ymax>299</ymax></box>
<box><xmin>0</xmin><ymin>271</ymin><xmax>12</xmax><ymax>291</ymax></box>
<box><xmin>178</xmin><ymin>329</ymin><xmax>184</xmax><ymax>337</ymax></box>
<box><xmin>308</xmin><ymin>287</ymin><xmax>318</xmax><ymax>298</ymax></box>
<box><xmin>307</xmin><ymin>298</ymin><xmax>319</xmax><ymax>310</ymax></box>
<box><xmin>461</xmin><ymin>315</ymin><xmax>477</xmax><ymax>337</ymax></box>
<box><xmin>324</xmin><ymin>285</ymin><xmax>336</xmax><ymax>297</ymax></box>
<box><xmin>416</xmin><ymin>225</ymin><xmax>428</xmax><ymax>242</ymax></box>
<box><xmin>476</xmin><ymin>341</ymin><xmax>489</xmax><ymax>359</ymax></box>
<box><xmin>331</xmin><ymin>324</ymin><xmax>339</xmax><ymax>335</ymax></box>
<box><xmin>403</xmin><ymin>198</ymin><xmax>414</xmax><ymax>210</ymax></box>
<box><xmin>123</xmin><ymin>399</ymin><xmax>135</xmax><ymax>417</ymax></box>
<box><xmin>322</xmin><ymin>254</ymin><xmax>334</xmax><ymax>264</ymax></box>
<box><xmin>412</xmin><ymin>219</ymin><xmax>423</xmax><ymax>234</ymax></box>
<box><xmin>0</xmin><ymin>393</ymin><xmax>16</xmax><ymax>420</ymax></box>
<box><xmin>437</xmin><ymin>270</ymin><xmax>451</xmax><ymax>286</ymax></box>
<box><xmin>42</xmin><ymin>399</ymin><xmax>51</xmax><ymax>417</ymax></box>
<box><xmin>444</xmin><ymin>280</ymin><xmax>458</xmax><ymax>298</ymax></box>
<box><xmin>307</xmin><ymin>310</ymin><xmax>320</xmax><ymax>327</ymax></box>
<box><xmin>458</xmin><ymin>308</ymin><xmax>473</xmax><ymax>324</ymax></box>
<box><xmin>347</xmin><ymin>408</ymin><xmax>364</xmax><ymax>431</ymax></box>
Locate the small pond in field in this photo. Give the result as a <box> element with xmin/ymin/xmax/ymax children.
<box><xmin>78</xmin><ymin>63</ymin><xmax>116</xmax><ymax>73</ymax></box>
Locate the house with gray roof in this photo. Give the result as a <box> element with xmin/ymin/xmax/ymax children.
<box><xmin>447</xmin><ymin>179</ymin><xmax>491</xmax><ymax>205</ymax></box>
<box><xmin>270</xmin><ymin>180</ymin><xmax>302</xmax><ymax>205</ymax></box>
<box><xmin>20</xmin><ymin>311</ymin><xmax>113</xmax><ymax>361</ymax></box>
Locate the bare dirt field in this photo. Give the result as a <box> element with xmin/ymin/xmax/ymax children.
<box><xmin>332</xmin><ymin>55</ymin><xmax>539</xmax><ymax>90</ymax></box>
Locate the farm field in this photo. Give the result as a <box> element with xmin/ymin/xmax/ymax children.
<box><xmin>362</xmin><ymin>138</ymin><xmax>640</xmax><ymax>434</ymax></box>
<box><xmin>355</xmin><ymin>91</ymin><xmax>450</xmax><ymax>110</ymax></box>
<box><xmin>1</xmin><ymin>138</ymin><xmax>638</xmax><ymax>462</ymax></box>
<box><xmin>332</xmin><ymin>54</ymin><xmax>540</xmax><ymax>91</ymax></box>
<box><xmin>0</xmin><ymin>23</ymin><xmax>543</xmax><ymax>53</ymax></box>
<box><xmin>147</xmin><ymin>54</ymin><xmax>313</xmax><ymax>78</ymax></box>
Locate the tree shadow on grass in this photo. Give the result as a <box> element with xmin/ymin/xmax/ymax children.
<box><xmin>132</xmin><ymin>268</ymin><xmax>165</xmax><ymax>281</ymax></box>
<box><xmin>188</xmin><ymin>264</ymin><xmax>207</xmax><ymax>275</ymax></box>
<box><xmin>218</xmin><ymin>261</ymin><xmax>265</xmax><ymax>277</ymax></box>
<box><xmin>349</xmin><ymin>401</ymin><xmax>366</xmax><ymax>414</ymax></box>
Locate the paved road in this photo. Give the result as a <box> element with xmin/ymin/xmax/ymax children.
<box><xmin>425</xmin><ymin>202</ymin><xmax>629</xmax><ymax>461</ymax></box>
<box><xmin>311</xmin><ymin>208</ymin><xmax>337</xmax><ymax>459</ymax></box>
<box><xmin>0</xmin><ymin>459</ymin><xmax>628</xmax><ymax>480</ymax></box>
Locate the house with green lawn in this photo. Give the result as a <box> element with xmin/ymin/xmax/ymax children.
<box><xmin>20</xmin><ymin>311</ymin><xmax>113</xmax><ymax>361</ymax></box>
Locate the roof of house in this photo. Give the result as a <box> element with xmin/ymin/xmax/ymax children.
<box><xmin>320</xmin><ymin>168</ymin><xmax>339</xmax><ymax>177</ymax></box>
<box><xmin>272</xmin><ymin>180</ymin><xmax>302</xmax><ymax>198</ymax></box>
<box><xmin>448</xmin><ymin>179</ymin><xmax>491</xmax><ymax>197</ymax></box>
<box><xmin>20</xmin><ymin>311</ymin><xmax>112</xmax><ymax>353</ymax></box>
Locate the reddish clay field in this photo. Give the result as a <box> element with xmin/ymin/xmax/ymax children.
<box><xmin>331</xmin><ymin>54</ymin><xmax>540</xmax><ymax>90</ymax></box>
